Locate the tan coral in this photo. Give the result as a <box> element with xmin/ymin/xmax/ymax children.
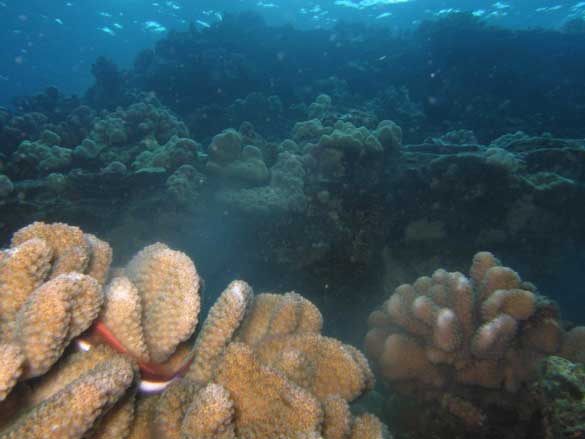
<box><xmin>88</xmin><ymin>390</ymin><xmax>136</xmax><ymax>439</ymax></box>
<box><xmin>440</xmin><ymin>394</ymin><xmax>486</xmax><ymax>430</ymax></box>
<box><xmin>0</xmin><ymin>344</ymin><xmax>24</xmax><ymax>401</ymax></box>
<box><xmin>13</xmin><ymin>275</ymin><xmax>73</xmax><ymax>378</ymax></box>
<box><xmin>350</xmin><ymin>413</ymin><xmax>389</xmax><ymax>439</ymax></box>
<box><xmin>235</xmin><ymin>293</ymin><xmax>282</xmax><ymax>345</ymax></box>
<box><xmin>11</xmin><ymin>222</ymin><xmax>91</xmax><ymax>278</ymax></box>
<box><xmin>0</xmin><ymin>221</ymin><xmax>385</xmax><ymax>439</ymax></box>
<box><xmin>125</xmin><ymin>243</ymin><xmax>201</xmax><ymax>363</ymax></box>
<box><xmin>364</xmin><ymin>327</ymin><xmax>389</xmax><ymax>360</ymax></box>
<box><xmin>0</xmin><ymin>238</ymin><xmax>52</xmax><ymax>336</ymax></box>
<box><xmin>560</xmin><ymin>326</ymin><xmax>585</xmax><ymax>363</ymax></box>
<box><xmin>237</xmin><ymin>292</ymin><xmax>323</xmax><ymax>346</ymax></box>
<box><xmin>255</xmin><ymin>333</ymin><xmax>371</xmax><ymax>401</ymax></box>
<box><xmin>481</xmin><ymin>289</ymin><xmax>536</xmax><ymax>321</ymax></box>
<box><xmin>99</xmin><ymin>276</ymin><xmax>150</xmax><ymax>363</ymax></box>
<box><xmin>366</xmin><ymin>252</ymin><xmax>559</xmax><ymax>391</ymax></box>
<box><xmin>28</xmin><ymin>345</ymin><xmax>120</xmax><ymax>405</ymax></box>
<box><xmin>127</xmin><ymin>395</ymin><xmax>159</xmax><ymax>439</ymax></box>
<box><xmin>215</xmin><ymin>342</ymin><xmax>323</xmax><ymax>439</ymax></box>
<box><xmin>187</xmin><ymin>280</ymin><xmax>253</xmax><ymax>384</ymax></box>
<box><xmin>153</xmin><ymin>378</ymin><xmax>201</xmax><ymax>439</ymax></box>
<box><xmin>0</xmin><ymin>355</ymin><xmax>134</xmax><ymax>439</ymax></box>
<box><xmin>378</xmin><ymin>334</ymin><xmax>443</xmax><ymax>386</ymax></box>
<box><xmin>469</xmin><ymin>251</ymin><xmax>500</xmax><ymax>287</ymax></box>
<box><xmin>14</xmin><ymin>273</ymin><xmax>103</xmax><ymax>378</ymax></box>
<box><xmin>66</xmin><ymin>273</ymin><xmax>103</xmax><ymax>340</ymax></box>
<box><xmin>365</xmin><ymin>251</ymin><xmax>578</xmax><ymax>428</ymax></box>
<box><xmin>85</xmin><ymin>234</ymin><xmax>113</xmax><ymax>286</ymax></box>
<box><xmin>181</xmin><ymin>383</ymin><xmax>236</xmax><ymax>439</ymax></box>
<box><xmin>322</xmin><ymin>395</ymin><xmax>352</xmax><ymax>439</ymax></box>
<box><xmin>25</xmin><ymin>346</ymin><xmax>138</xmax><ymax>439</ymax></box>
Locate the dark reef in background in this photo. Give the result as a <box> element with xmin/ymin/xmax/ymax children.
<box><xmin>76</xmin><ymin>12</ymin><xmax>585</xmax><ymax>143</ymax></box>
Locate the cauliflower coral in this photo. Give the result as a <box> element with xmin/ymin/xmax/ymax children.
<box><xmin>365</xmin><ymin>251</ymin><xmax>585</xmax><ymax>428</ymax></box>
<box><xmin>0</xmin><ymin>221</ymin><xmax>388</xmax><ymax>439</ymax></box>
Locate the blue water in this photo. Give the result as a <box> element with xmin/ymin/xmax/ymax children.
<box><xmin>0</xmin><ymin>0</ymin><xmax>583</xmax><ymax>103</ymax></box>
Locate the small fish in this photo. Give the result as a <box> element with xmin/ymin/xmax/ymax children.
<box><xmin>165</xmin><ymin>1</ymin><xmax>181</xmax><ymax>10</ymax></box>
<box><xmin>535</xmin><ymin>5</ymin><xmax>562</xmax><ymax>12</ymax></box>
<box><xmin>55</xmin><ymin>18</ymin><xmax>63</xmax><ymax>24</ymax></box>
<box><xmin>144</xmin><ymin>21</ymin><xmax>166</xmax><ymax>32</ymax></box>
<box><xmin>0</xmin><ymin>75</ymin><xmax>8</xmax><ymax>81</ymax></box>
<box><xmin>99</xmin><ymin>26</ymin><xmax>116</xmax><ymax>36</ymax></box>
<box><xmin>98</xmin><ymin>11</ymin><xmax>112</xmax><ymax>18</ymax></box>
<box><xmin>257</xmin><ymin>1</ymin><xmax>277</xmax><ymax>7</ymax></box>
<box><xmin>113</xmin><ymin>22</ymin><xmax>123</xmax><ymax>29</ymax></box>
<box><xmin>492</xmin><ymin>2</ymin><xmax>510</xmax><ymax>9</ymax></box>
<box><xmin>195</xmin><ymin>20</ymin><xmax>211</xmax><ymax>28</ymax></box>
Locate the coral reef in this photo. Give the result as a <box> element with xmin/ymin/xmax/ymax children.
<box><xmin>206</xmin><ymin>128</ymin><xmax>270</xmax><ymax>187</ymax></box>
<box><xmin>365</xmin><ymin>251</ymin><xmax>585</xmax><ymax>432</ymax></box>
<box><xmin>0</xmin><ymin>221</ymin><xmax>386</xmax><ymax>439</ymax></box>
<box><xmin>217</xmin><ymin>151</ymin><xmax>307</xmax><ymax>216</ymax></box>
<box><xmin>11</xmin><ymin>130</ymin><xmax>73</xmax><ymax>178</ymax></box>
<box><xmin>131</xmin><ymin>136</ymin><xmax>199</xmax><ymax>173</ymax></box>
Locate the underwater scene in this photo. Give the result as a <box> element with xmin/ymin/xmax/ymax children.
<box><xmin>0</xmin><ymin>0</ymin><xmax>585</xmax><ymax>438</ymax></box>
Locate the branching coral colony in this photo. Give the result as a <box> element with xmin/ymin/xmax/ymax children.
<box><xmin>0</xmin><ymin>222</ymin><xmax>388</xmax><ymax>439</ymax></box>
<box><xmin>365</xmin><ymin>251</ymin><xmax>585</xmax><ymax>429</ymax></box>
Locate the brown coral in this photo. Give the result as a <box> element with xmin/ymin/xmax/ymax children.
<box><xmin>0</xmin><ymin>354</ymin><xmax>134</xmax><ymax>439</ymax></box>
<box><xmin>187</xmin><ymin>280</ymin><xmax>253</xmax><ymax>384</ymax></box>
<box><xmin>0</xmin><ymin>221</ymin><xmax>385</xmax><ymax>439</ymax></box>
<box><xmin>181</xmin><ymin>383</ymin><xmax>236</xmax><ymax>439</ymax></box>
<box><xmin>254</xmin><ymin>333</ymin><xmax>372</xmax><ymax>401</ymax></box>
<box><xmin>237</xmin><ymin>291</ymin><xmax>323</xmax><ymax>346</ymax></box>
<box><xmin>0</xmin><ymin>221</ymin><xmax>110</xmax><ymax>378</ymax></box>
<box><xmin>144</xmin><ymin>286</ymin><xmax>381</xmax><ymax>439</ymax></box>
<box><xmin>350</xmin><ymin>413</ymin><xmax>390</xmax><ymax>439</ymax></box>
<box><xmin>11</xmin><ymin>222</ymin><xmax>91</xmax><ymax>278</ymax></box>
<box><xmin>14</xmin><ymin>273</ymin><xmax>102</xmax><ymax>378</ymax></box>
<box><xmin>365</xmin><ymin>251</ymin><xmax>585</xmax><ymax>429</ymax></box>
<box><xmin>124</xmin><ymin>242</ymin><xmax>201</xmax><ymax>363</ymax></box>
<box><xmin>215</xmin><ymin>342</ymin><xmax>323</xmax><ymax>439</ymax></box>
<box><xmin>0</xmin><ymin>344</ymin><xmax>23</xmax><ymax>401</ymax></box>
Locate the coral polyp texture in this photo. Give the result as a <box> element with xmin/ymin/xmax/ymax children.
<box><xmin>0</xmin><ymin>222</ymin><xmax>108</xmax><ymax>381</ymax></box>
<box><xmin>365</xmin><ymin>251</ymin><xmax>585</xmax><ymax>429</ymax></box>
<box><xmin>0</xmin><ymin>221</ymin><xmax>386</xmax><ymax>439</ymax></box>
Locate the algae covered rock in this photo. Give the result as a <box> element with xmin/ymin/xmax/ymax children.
<box><xmin>534</xmin><ymin>356</ymin><xmax>585</xmax><ymax>439</ymax></box>
<box><xmin>0</xmin><ymin>174</ymin><xmax>14</xmax><ymax>198</ymax></box>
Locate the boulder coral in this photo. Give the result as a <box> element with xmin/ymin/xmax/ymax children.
<box><xmin>11</xmin><ymin>130</ymin><xmax>73</xmax><ymax>177</ymax></box>
<box><xmin>217</xmin><ymin>151</ymin><xmax>307</xmax><ymax>216</ymax></box>
<box><xmin>206</xmin><ymin>128</ymin><xmax>270</xmax><ymax>187</ymax></box>
<box><xmin>0</xmin><ymin>221</ymin><xmax>387</xmax><ymax>439</ymax></box>
<box><xmin>131</xmin><ymin>136</ymin><xmax>199</xmax><ymax>173</ymax></box>
<box><xmin>365</xmin><ymin>251</ymin><xmax>585</xmax><ymax>428</ymax></box>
